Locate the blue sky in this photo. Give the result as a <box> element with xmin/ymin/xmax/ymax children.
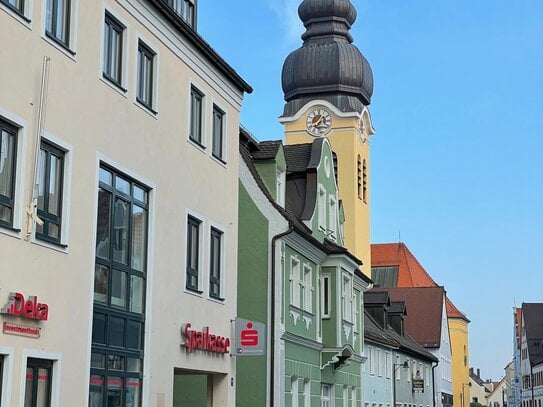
<box><xmin>198</xmin><ymin>0</ymin><xmax>543</xmax><ymax>379</ymax></box>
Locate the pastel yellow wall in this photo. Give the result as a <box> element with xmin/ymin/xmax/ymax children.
<box><xmin>450</xmin><ymin>318</ymin><xmax>470</xmax><ymax>407</ymax></box>
<box><xmin>282</xmin><ymin>103</ymin><xmax>372</xmax><ymax>276</ymax></box>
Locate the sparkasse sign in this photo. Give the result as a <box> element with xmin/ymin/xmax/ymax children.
<box><xmin>181</xmin><ymin>323</ymin><xmax>230</xmax><ymax>354</ymax></box>
<box><xmin>234</xmin><ymin>318</ymin><xmax>266</xmax><ymax>356</ymax></box>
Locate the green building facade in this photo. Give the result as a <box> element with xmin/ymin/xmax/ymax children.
<box><xmin>237</xmin><ymin>130</ymin><xmax>372</xmax><ymax>406</ymax></box>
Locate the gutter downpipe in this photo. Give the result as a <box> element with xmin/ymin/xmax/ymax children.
<box><xmin>432</xmin><ymin>362</ymin><xmax>438</xmax><ymax>407</ymax></box>
<box><xmin>270</xmin><ymin>225</ymin><xmax>294</xmax><ymax>407</ymax></box>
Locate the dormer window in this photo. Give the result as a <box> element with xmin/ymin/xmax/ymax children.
<box><xmin>167</xmin><ymin>0</ymin><xmax>195</xmax><ymax>28</ymax></box>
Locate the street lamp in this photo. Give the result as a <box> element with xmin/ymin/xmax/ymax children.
<box><xmin>392</xmin><ymin>360</ymin><xmax>409</xmax><ymax>407</ymax></box>
<box><xmin>462</xmin><ymin>382</ymin><xmax>472</xmax><ymax>407</ymax></box>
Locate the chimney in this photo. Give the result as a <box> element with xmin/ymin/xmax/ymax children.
<box><xmin>470</xmin><ymin>368</ymin><xmax>473</xmax><ymax>376</ymax></box>
<box><xmin>477</xmin><ymin>368</ymin><xmax>481</xmax><ymax>378</ymax></box>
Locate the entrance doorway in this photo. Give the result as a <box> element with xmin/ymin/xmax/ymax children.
<box><xmin>173</xmin><ymin>370</ymin><xmax>212</xmax><ymax>407</ymax></box>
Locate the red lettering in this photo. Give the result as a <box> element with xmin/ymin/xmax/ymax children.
<box><xmin>181</xmin><ymin>323</ymin><xmax>230</xmax><ymax>354</ymax></box>
<box><xmin>1</xmin><ymin>293</ymin><xmax>48</xmax><ymax>321</ymax></box>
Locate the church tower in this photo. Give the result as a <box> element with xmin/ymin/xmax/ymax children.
<box><xmin>280</xmin><ymin>0</ymin><xmax>375</xmax><ymax>276</ymax></box>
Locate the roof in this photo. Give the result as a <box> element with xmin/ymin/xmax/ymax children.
<box><xmin>147</xmin><ymin>0</ymin><xmax>252</xmax><ymax>94</ymax></box>
<box><xmin>371</xmin><ymin>243</ymin><xmax>469</xmax><ymax>322</ymax></box>
<box><xmin>251</xmin><ymin>141</ymin><xmax>282</xmax><ymax>160</ymax></box>
<box><xmin>284</xmin><ymin>144</ymin><xmax>313</xmax><ymax>173</ymax></box>
<box><xmin>364</xmin><ymin>310</ymin><xmax>438</xmax><ymax>363</ymax></box>
<box><xmin>522</xmin><ymin>303</ymin><xmax>543</xmax><ymax>366</ymax></box>
<box><xmin>373</xmin><ymin>286</ymin><xmax>445</xmax><ymax>349</ymax></box>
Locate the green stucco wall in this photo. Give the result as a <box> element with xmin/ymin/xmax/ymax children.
<box><xmin>173</xmin><ymin>374</ymin><xmax>208</xmax><ymax>407</ymax></box>
<box><xmin>236</xmin><ymin>182</ymin><xmax>269</xmax><ymax>407</ymax></box>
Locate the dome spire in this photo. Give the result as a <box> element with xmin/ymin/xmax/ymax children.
<box><xmin>281</xmin><ymin>0</ymin><xmax>374</xmax><ymax>116</ymax></box>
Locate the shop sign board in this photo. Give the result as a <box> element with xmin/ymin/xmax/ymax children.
<box><xmin>3</xmin><ymin>321</ymin><xmax>41</xmax><ymax>338</ymax></box>
<box><xmin>181</xmin><ymin>323</ymin><xmax>230</xmax><ymax>354</ymax></box>
<box><xmin>233</xmin><ymin>317</ymin><xmax>266</xmax><ymax>356</ymax></box>
<box><xmin>412</xmin><ymin>379</ymin><xmax>424</xmax><ymax>392</ymax></box>
<box><xmin>0</xmin><ymin>292</ymin><xmax>49</xmax><ymax>321</ymax></box>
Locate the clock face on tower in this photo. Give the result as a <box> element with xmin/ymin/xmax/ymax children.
<box><xmin>306</xmin><ymin>109</ymin><xmax>332</xmax><ymax>136</ymax></box>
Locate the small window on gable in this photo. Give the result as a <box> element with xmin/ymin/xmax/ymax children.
<box><xmin>276</xmin><ymin>169</ymin><xmax>285</xmax><ymax>207</ymax></box>
<box><xmin>318</xmin><ymin>185</ymin><xmax>326</xmax><ymax>231</ymax></box>
<box><xmin>328</xmin><ymin>196</ymin><xmax>337</xmax><ymax>240</ymax></box>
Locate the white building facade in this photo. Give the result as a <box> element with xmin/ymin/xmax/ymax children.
<box><xmin>0</xmin><ymin>0</ymin><xmax>251</xmax><ymax>406</ymax></box>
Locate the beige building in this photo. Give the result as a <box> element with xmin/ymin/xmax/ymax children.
<box><xmin>0</xmin><ymin>1</ymin><xmax>250</xmax><ymax>406</ymax></box>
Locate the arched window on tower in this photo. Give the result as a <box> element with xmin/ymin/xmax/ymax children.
<box><xmin>332</xmin><ymin>152</ymin><xmax>338</xmax><ymax>185</ymax></box>
<box><xmin>363</xmin><ymin>159</ymin><xmax>368</xmax><ymax>203</ymax></box>
<box><xmin>357</xmin><ymin>155</ymin><xmax>363</xmax><ymax>200</ymax></box>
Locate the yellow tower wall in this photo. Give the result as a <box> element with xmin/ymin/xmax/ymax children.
<box><xmin>282</xmin><ymin>102</ymin><xmax>373</xmax><ymax>276</ymax></box>
<box><xmin>449</xmin><ymin>318</ymin><xmax>470</xmax><ymax>407</ymax></box>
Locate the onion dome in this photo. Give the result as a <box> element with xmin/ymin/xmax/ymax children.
<box><xmin>281</xmin><ymin>0</ymin><xmax>374</xmax><ymax>116</ymax></box>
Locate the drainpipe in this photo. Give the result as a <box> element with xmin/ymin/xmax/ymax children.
<box><xmin>270</xmin><ymin>225</ymin><xmax>294</xmax><ymax>407</ymax></box>
<box><xmin>432</xmin><ymin>362</ymin><xmax>438</xmax><ymax>407</ymax></box>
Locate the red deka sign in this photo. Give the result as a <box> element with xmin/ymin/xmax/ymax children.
<box><xmin>0</xmin><ymin>292</ymin><xmax>49</xmax><ymax>321</ymax></box>
<box><xmin>181</xmin><ymin>323</ymin><xmax>230</xmax><ymax>354</ymax></box>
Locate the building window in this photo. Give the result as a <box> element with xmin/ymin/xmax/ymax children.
<box><xmin>362</xmin><ymin>159</ymin><xmax>368</xmax><ymax>203</ymax></box>
<box><xmin>103</xmin><ymin>13</ymin><xmax>124</xmax><ymax>87</ymax></box>
<box><xmin>91</xmin><ymin>165</ymin><xmax>148</xmax><ymax>407</ymax></box>
<box><xmin>36</xmin><ymin>140</ymin><xmax>65</xmax><ymax>245</ymax></box>
<box><xmin>276</xmin><ymin>169</ymin><xmax>285</xmax><ymax>207</ymax></box>
<box><xmin>189</xmin><ymin>86</ymin><xmax>203</xmax><ymax>146</ymax></box>
<box><xmin>377</xmin><ymin>349</ymin><xmax>382</xmax><ymax>377</ymax></box>
<box><xmin>45</xmin><ymin>0</ymin><xmax>71</xmax><ymax>47</ymax></box>
<box><xmin>369</xmin><ymin>346</ymin><xmax>375</xmax><ymax>375</ymax></box>
<box><xmin>25</xmin><ymin>358</ymin><xmax>52</xmax><ymax>407</ymax></box>
<box><xmin>318</xmin><ymin>186</ymin><xmax>326</xmax><ymax>231</ymax></box>
<box><xmin>290</xmin><ymin>258</ymin><xmax>301</xmax><ymax>308</ymax></box>
<box><xmin>136</xmin><ymin>41</ymin><xmax>155</xmax><ymax>110</ymax></box>
<box><xmin>0</xmin><ymin>119</ymin><xmax>17</xmax><ymax>229</ymax></box>
<box><xmin>321</xmin><ymin>275</ymin><xmax>330</xmax><ymax>318</ymax></box>
<box><xmin>328</xmin><ymin>197</ymin><xmax>337</xmax><ymax>240</ymax></box>
<box><xmin>357</xmin><ymin>155</ymin><xmax>362</xmax><ymax>199</ymax></box>
<box><xmin>167</xmin><ymin>0</ymin><xmax>195</xmax><ymax>27</ymax></box>
<box><xmin>321</xmin><ymin>384</ymin><xmax>331</xmax><ymax>407</ymax></box>
<box><xmin>186</xmin><ymin>215</ymin><xmax>201</xmax><ymax>292</ymax></box>
<box><xmin>342</xmin><ymin>275</ymin><xmax>353</xmax><ymax>322</ymax></box>
<box><xmin>332</xmin><ymin>151</ymin><xmax>338</xmax><ymax>185</ymax></box>
<box><xmin>209</xmin><ymin>227</ymin><xmax>223</xmax><ymax>299</ymax></box>
<box><xmin>212</xmin><ymin>105</ymin><xmax>225</xmax><ymax>161</ymax></box>
<box><xmin>385</xmin><ymin>352</ymin><xmax>391</xmax><ymax>379</ymax></box>
<box><xmin>1</xmin><ymin>0</ymin><xmax>24</xmax><ymax>16</ymax></box>
<box><xmin>301</xmin><ymin>264</ymin><xmax>312</xmax><ymax>313</ymax></box>
<box><xmin>291</xmin><ymin>376</ymin><xmax>299</xmax><ymax>407</ymax></box>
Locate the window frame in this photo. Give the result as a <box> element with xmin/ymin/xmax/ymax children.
<box><xmin>0</xmin><ymin>119</ymin><xmax>18</xmax><ymax>230</ymax></box>
<box><xmin>209</xmin><ymin>226</ymin><xmax>224</xmax><ymax>300</ymax></box>
<box><xmin>102</xmin><ymin>11</ymin><xmax>126</xmax><ymax>89</ymax></box>
<box><xmin>211</xmin><ymin>104</ymin><xmax>225</xmax><ymax>162</ymax></box>
<box><xmin>1</xmin><ymin>0</ymin><xmax>29</xmax><ymax>21</ymax></box>
<box><xmin>317</xmin><ymin>185</ymin><xmax>326</xmax><ymax>232</ymax></box>
<box><xmin>35</xmin><ymin>139</ymin><xmax>65</xmax><ymax>246</ymax></box>
<box><xmin>166</xmin><ymin>0</ymin><xmax>195</xmax><ymax>28</ymax></box>
<box><xmin>301</xmin><ymin>264</ymin><xmax>313</xmax><ymax>313</ymax></box>
<box><xmin>45</xmin><ymin>0</ymin><xmax>72</xmax><ymax>49</ymax></box>
<box><xmin>341</xmin><ymin>273</ymin><xmax>353</xmax><ymax>323</ymax></box>
<box><xmin>290</xmin><ymin>257</ymin><xmax>301</xmax><ymax>308</ymax></box>
<box><xmin>136</xmin><ymin>39</ymin><xmax>157</xmax><ymax>112</ymax></box>
<box><xmin>321</xmin><ymin>274</ymin><xmax>331</xmax><ymax>319</ymax></box>
<box><xmin>321</xmin><ymin>384</ymin><xmax>331</xmax><ymax>407</ymax></box>
<box><xmin>25</xmin><ymin>358</ymin><xmax>53</xmax><ymax>407</ymax></box>
<box><xmin>189</xmin><ymin>85</ymin><xmax>204</xmax><ymax>147</ymax></box>
<box><xmin>186</xmin><ymin>214</ymin><xmax>203</xmax><ymax>293</ymax></box>
<box><xmin>91</xmin><ymin>164</ymin><xmax>149</xmax><ymax>407</ymax></box>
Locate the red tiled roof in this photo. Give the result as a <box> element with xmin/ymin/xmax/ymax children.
<box><xmin>373</xmin><ymin>286</ymin><xmax>445</xmax><ymax>348</ymax></box>
<box><xmin>371</xmin><ymin>243</ymin><xmax>469</xmax><ymax>322</ymax></box>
